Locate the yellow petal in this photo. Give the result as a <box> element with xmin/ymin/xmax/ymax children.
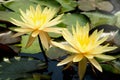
<box><xmin>12</xmin><ymin>32</ymin><xmax>26</xmax><ymax>37</ymax></box>
<box><xmin>62</xmin><ymin>29</ymin><xmax>78</xmax><ymax>50</ymax></box>
<box><xmin>43</xmin><ymin>27</ymin><xmax>62</xmax><ymax>33</ymax></box>
<box><xmin>51</xmin><ymin>41</ymin><xmax>79</xmax><ymax>53</ymax></box>
<box><xmin>91</xmin><ymin>45</ymin><xmax>117</xmax><ymax>54</ymax></box>
<box><xmin>90</xmin><ymin>29</ymin><xmax>103</xmax><ymax>41</ymax></box>
<box><xmin>43</xmin><ymin>14</ymin><xmax>63</xmax><ymax>28</ymax></box>
<box><xmin>20</xmin><ymin>10</ymin><xmax>35</xmax><ymax>28</ymax></box>
<box><xmin>11</xmin><ymin>18</ymin><xmax>33</xmax><ymax>29</ymax></box>
<box><xmin>103</xmin><ymin>46</ymin><xmax>117</xmax><ymax>52</ymax></box>
<box><xmin>45</xmin><ymin>8</ymin><xmax>57</xmax><ymax>22</ymax></box>
<box><xmin>39</xmin><ymin>31</ymin><xmax>50</xmax><ymax>49</ymax></box>
<box><xmin>84</xmin><ymin>54</ymin><xmax>94</xmax><ymax>59</ymax></box>
<box><xmin>89</xmin><ymin>58</ymin><xmax>102</xmax><ymax>72</ymax></box>
<box><xmin>32</xmin><ymin>30</ymin><xmax>40</xmax><ymax>37</ymax></box>
<box><xmin>20</xmin><ymin>9</ymin><xmax>27</xmax><ymax>19</ymax></box>
<box><xmin>97</xmin><ymin>36</ymin><xmax>108</xmax><ymax>45</ymax></box>
<box><xmin>14</xmin><ymin>28</ymin><xmax>32</xmax><ymax>32</ymax></box>
<box><xmin>57</xmin><ymin>55</ymin><xmax>75</xmax><ymax>66</ymax></box>
<box><xmin>26</xmin><ymin>35</ymin><xmax>36</xmax><ymax>48</ymax></box>
<box><xmin>35</xmin><ymin>5</ymin><xmax>42</xmax><ymax>15</ymax></box>
<box><xmin>95</xmin><ymin>54</ymin><xmax>115</xmax><ymax>60</ymax></box>
<box><xmin>73</xmin><ymin>54</ymin><xmax>83</xmax><ymax>62</ymax></box>
<box><xmin>30</xmin><ymin>5</ymin><xmax>35</xmax><ymax>14</ymax></box>
<box><xmin>20</xmin><ymin>16</ymin><xmax>35</xmax><ymax>27</ymax></box>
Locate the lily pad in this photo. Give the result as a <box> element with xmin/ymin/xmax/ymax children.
<box><xmin>0</xmin><ymin>11</ymin><xmax>20</xmax><ymax>22</ymax></box>
<box><xmin>62</xmin><ymin>13</ymin><xmax>88</xmax><ymax>30</ymax></box>
<box><xmin>30</xmin><ymin>0</ymin><xmax>60</xmax><ymax>8</ymax></box>
<box><xmin>83</xmin><ymin>11</ymin><xmax>116</xmax><ymax>28</ymax></box>
<box><xmin>78</xmin><ymin>0</ymin><xmax>113</xmax><ymax>12</ymax></box>
<box><xmin>4</xmin><ymin>0</ymin><xmax>36</xmax><ymax>12</ymax></box>
<box><xmin>56</xmin><ymin>0</ymin><xmax>77</xmax><ymax>13</ymax></box>
<box><xmin>21</xmin><ymin>35</ymin><xmax>40</xmax><ymax>54</ymax></box>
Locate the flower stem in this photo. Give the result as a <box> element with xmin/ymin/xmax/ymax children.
<box><xmin>38</xmin><ymin>35</ymin><xmax>48</xmax><ymax>64</ymax></box>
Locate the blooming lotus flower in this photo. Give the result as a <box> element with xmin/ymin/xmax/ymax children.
<box><xmin>51</xmin><ymin>23</ymin><xmax>117</xmax><ymax>72</ymax></box>
<box><xmin>11</xmin><ymin>5</ymin><xmax>63</xmax><ymax>49</ymax></box>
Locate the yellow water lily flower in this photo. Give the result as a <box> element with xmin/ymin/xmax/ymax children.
<box><xmin>51</xmin><ymin>23</ymin><xmax>117</xmax><ymax>72</ymax></box>
<box><xmin>11</xmin><ymin>5</ymin><xmax>63</xmax><ymax>49</ymax></box>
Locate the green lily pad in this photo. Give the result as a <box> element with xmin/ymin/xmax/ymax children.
<box><xmin>4</xmin><ymin>0</ymin><xmax>36</xmax><ymax>12</ymax></box>
<box><xmin>62</xmin><ymin>13</ymin><xmax>88</xmax><ymax>30</ymax></box>
<box><xmin>56</xmin><ymin>0</ymin><xmax>77</xmax><ymax>12</ymax></box>
<box><xmin>115</xmin><ymin>11</ymin><xmax>120</xmax><ymax>28</ymax></box>
<box><xmin>30</xmin><ymin>0</ymin><xmax>60</xmax><ymax>8</ymax></box>
<box><xmin>0</xmin><ymin>11</ymin><xmax>20</xmax><ymax>22</ymax></box>
<box><xmin>83</xmin><ymin>11</ymin><xmax>116</xmax><ymax>28</ymax></box>
<box><xmin>21</xmin><ymin>35</ymin><xmax>41</xmax><ymax>54</ymax></box>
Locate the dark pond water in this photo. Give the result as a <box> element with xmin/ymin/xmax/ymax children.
<box><xmin>20</xmin><ymin>53</ymin><xmax>120</xmax><ymax>80</ymax></box>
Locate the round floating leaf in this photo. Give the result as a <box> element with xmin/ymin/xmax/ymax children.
<box><xmin>83</xmin><ymin>11</ymin><xmax>116</xmax><ymax>28</ymax></box>
<box><xmin>97</xmin><ymin>1</ymin><xmax>113</xmax><ymax>12</ymax></box>
<box><xmin>62</xmin><ymin>13</ymin><xmax>88</xmax><ymax>30</ymax></box>
<box><xmin>0</xmin><ymin>11</ymin><xmax>20</xmax><ymax>22</ymax></box>
<box><xmin>78</xmin><ymin>0</ymin><xmax>96</xmax><ymax>11</ymax></box>
<box><xmin>30</xmin><ymin>0</ymin><xmax>60</xmax><ymax>8</ymax></box>
<box><xmin>78</xmin><ymin>0</ymin><xmax>113</xmax><ymax>12</ymax></box>
<box><xmin>21</xmin><ymin>35</ymin><xmax>40</xmax><ymax>54</ymax></box>
<box><xmin>56</xmin><ymin>0</ymin><xmax>77</xmax><ymax>12</ymax></box>
<box><xmin>4</xmin><ymin>0</ymin><xmax>36</xmax><ymax>12</ymax></box>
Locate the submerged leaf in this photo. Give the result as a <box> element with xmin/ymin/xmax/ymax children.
<box><xmin>46</xmin><ymin>46</ymin><xmax>67</xmax><ymax>59</ymax></box>
<box><xmin>0</xmin><ymin>57</ymin><xmax>46</xmax><ymax>80</ymax></box>
<box><xmin>102</xmin><ymin>59</ymin><xmax>120</xmax><ymax>74</ymax></box>
<box><xmin>33</xmin><ymin>73</ymin><xmax>50</xmax><ymax>80</ymax></box>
